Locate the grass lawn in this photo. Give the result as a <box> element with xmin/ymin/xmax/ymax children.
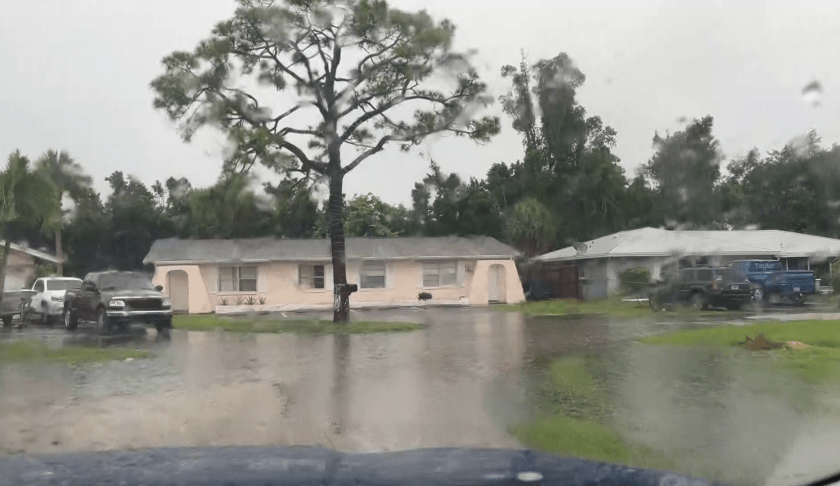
<box><xmin>173</xmin><ymin>314</ymin><xmax>424</xmax><ymax>335</ymax></box>
<box><xmin>642</xmin><ymin>320</ymin><xmax>840</xmax><ymax>385</ymax></box>
<box><xmin>499</xmin><ymin>298</ymin><xmax>654</xmax><ymax>318</ymax></box>
<box><xmin>512</xmin><ymin>356</ymin><xmax>674</xmax><ymax>471</ymax></box>
<box><xmin>0</xmin><ymin>340</ymin><xmax>152</xmax><ymax>365</ymax></box>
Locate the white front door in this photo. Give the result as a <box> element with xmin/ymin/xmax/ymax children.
<box><xmin>167</xmin><ymin>271</ymin><xmax>190</xmax><ymax>313</ymax></box>
<box><xmin>488</xmin><ymin>264</ymin><xmax>506</xmax><ymax>303</ymax></box>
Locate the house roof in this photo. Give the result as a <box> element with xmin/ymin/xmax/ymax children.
<box><xmin>534</xmin><ymin>227</ymin><xmax>840</xmax><ymax>262</ymax></box>
<box><xmin>144</xmin><ymin>236</ymin><xmax>520</xmax><ymax>265</ymax></box>
<box><xmin>1</xmin><ymin>241</ymin><xmax>60</xmax><ymax>264</ymax></box>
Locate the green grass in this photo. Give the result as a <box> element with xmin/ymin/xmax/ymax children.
<box><xmin>0</xmin><ymin>341</ymin><xmax>152</xmax><ymax>364</ymax></box>
<box><xmin>513</xmin><ymin>356</ymin><xmax>674</xmax><ymax>471</ymax></box>
<box><xmin>642</xmin><ymin>320</ymin><xmax>840</xmax><ymax>385</ymax></box>
<box><xmin>499</xmin><ymin>298</ymin><xmax>655</xmax><ymax>318</ymax></box>
<box><xmin>173</xmin><ymin>314</ymin><xmax>424</xmax><ymax>335</ymax></box>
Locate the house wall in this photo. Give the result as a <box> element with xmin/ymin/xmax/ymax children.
<box><xmin>153</xmin><ymin>258</ymin><xmax>525</xmax><ymax>314</ymax></box>
<box><xmin>4</xmin><ymin>250</ymin><xmax>36</xmax><ymax>290</ymax></box>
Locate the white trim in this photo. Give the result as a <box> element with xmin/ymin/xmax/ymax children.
<box><xmin>1</xmin><ymin>241</ymin><xmax>60</xmax><ymax>264</ymax></box>
<box><xmin>148</xmin><ymin>255</ymin><xmax>518</xmax><ymax>266</ymax></box>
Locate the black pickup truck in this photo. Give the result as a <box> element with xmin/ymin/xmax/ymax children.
<box><xmin>63</xmin><ymin>271</ymin><xmax>172</xmax><ymax>336</ymax></box>
<box><xmin>649</xmin><ymin>266</ymin><xmax>753</xmax><ymax>311</ymax></box>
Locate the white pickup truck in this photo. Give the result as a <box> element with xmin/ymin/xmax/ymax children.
<box><xmin>22</xmin><ymin>277</ymin><xmax>83</xmax><ymax>325</ymax></box>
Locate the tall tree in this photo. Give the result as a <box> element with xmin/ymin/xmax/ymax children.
<box><xmin>35</xmin><ymin>150</ymin><xmax>93</xmax><ymax>275</ymax></box>
<box><xmin>0</xmin><ymin>151</ymin><xmax>61</xmax><ymax>296</ymax></box>
<box><xmin>642</xmin><ymin>116</ymin><xmax>723</xmax><ymax>229</ymax></box>
<box><xmin>151</xmin><ymin>0</ymin><xmax>499</xmax><ymax>322</ymax></box>
<box><xmin>506</xmin><ymin>197</ymin><xmax>555</xmax><ymax>258</ymax></box>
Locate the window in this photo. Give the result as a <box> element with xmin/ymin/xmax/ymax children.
<box><xmin>422</xmin><ymin>261</ymin><xmax>458</xmax><ymax>287</ymax></box>
<box><xmin>33</xmin><ymin>280</ymin><xmax>44</xmax><ymax>293</ymax></box>
<box><xmin>46</xmin><ymin>279</ymin><xmax>82</xmax><ymax>291</ymax></box>
<box><xmin>219</xmin><ymin>266</ymin><xmax>257</xmax><ymax>292</ymax></box>
<box><xmin>361</xmin><ymin>261</ymin><xmax>386</xmax><ymax>289</ymax></box>
<box><xmin>299</xmin><ymin>264</ymin><xmax>325</xmax><ymax>289</ymax></box>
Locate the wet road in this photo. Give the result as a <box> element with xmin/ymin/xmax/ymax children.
<box><xmin>1</xmin><ymin>307</ymin><xmax>839</xmax><ymax>485</ymax></box>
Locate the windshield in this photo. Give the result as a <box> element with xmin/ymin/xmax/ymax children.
<box><xmin>45</xmin><ymin>280</ymin><xmax>82</xmax><ymax>291</ymax></box>
<box><xmin>99</xmin><ymin>274</ymin><xmax>155</xmax><ymax>291</ymax></box>
<box><xmin>5</xmin><ymin>2</ymin><xmax>840</xmax><ymax>486</ymax></box>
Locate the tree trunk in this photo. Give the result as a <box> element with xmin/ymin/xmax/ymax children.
<box><xmin>0</xmin><ymin>225</ymin><xmax>11</xmax><ymax>297</ymax></box>
<box><xmin>329</xmin><ymin>173</ymin><xmax>354</xmax><ymax>323</ymax></box>
<box><xmin>55</xmin><ymin>228</ymin><xmax>63</xmax><ymax>276</ymax></box>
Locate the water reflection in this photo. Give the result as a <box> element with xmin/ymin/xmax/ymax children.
<box><xmin>1</xmin><ymin>309</ymin><xmax>839</xmax><ymax>484</ymax></box>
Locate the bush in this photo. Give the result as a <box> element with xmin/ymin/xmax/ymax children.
<box><xmin>418</xmin><ymin>292</ymin><xmax>432</xmax><ymax>301</ymax></box>
<box><xmin>618</xmin><ymin>267</ymin><xmax>651</xmax><ymax>296</ymax></box>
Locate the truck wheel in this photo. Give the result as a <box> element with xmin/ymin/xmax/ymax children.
<box><xmin>63</xmin><ymin>308</ymin><xmax>78</xmax><ymax>331</ymax></box>
<box><xmin>155</xmin><ymin>322</ymin><xmax>171</xmax><ymax>340</ymax></box>
<box><xmin>691</xmin><ymin>292</ymin><xmax>708</xmax><ymax>311</ymax></box>
<box><xmin>96</xmin><ymin>307</ymin><xmax>110</xmax><ymax>334</ymax></box>
<box><xmin>751</xmin><ymin>288</ymin><xmax>764</xmax><ymax>306</ymax></box>
<box><xmin>2</xmin><ymin>315</ymin><xmax>12</xmax><ymax>327</ymax></box>
<box><xmin>41</xmin><ymin>303</ymin><xmax>50</xmax><ymax>326</ymax></box>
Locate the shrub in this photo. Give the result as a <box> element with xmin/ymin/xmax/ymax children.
<box><xmin>244</xmin><ymin>295</ymin><xmax>257</xmax><ymax>306</ymax></box>
<box><xmin>235</xmin><ymin>295</ymin><xmax>245</xmax><ymax>306</ymax></box>
<box><xmin>258</xmin><ymin>296</ymin><xmax>267</xmax><ymax>305</ymax></box>
<box><xmin>418</xmin><ymin>292</ymin><xmax>432</xmax><ymax>301</ymax></box>
<box><xmin>218</xmin><ymin>296</ymin><xmax>229</xmax><ymax>306</ymax></box>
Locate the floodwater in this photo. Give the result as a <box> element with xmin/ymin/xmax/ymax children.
<box><xmin>1</xmin><ymin>307</ymin><xmax>839</xmax><ymax>485</ymax></box>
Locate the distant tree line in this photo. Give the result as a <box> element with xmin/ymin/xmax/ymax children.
<box><xmin>7</xmin><ymin>52</ymin><xmax>840</xmax><ymax>279</ymax></box>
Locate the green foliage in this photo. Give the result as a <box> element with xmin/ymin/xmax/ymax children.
<box><xmin>150</xmin><ymin>0</ymin><xmax>499</xmax><ymax>179</ymax></box>
<box><xmin>618</xmin><ymin>267</ymin><xmax>651</xmax><ymax>296</ymax></box>
<box><xmin>173</xmin><ymin>314</ymin><xmax>424</xmax><ymax>334</ymax></box>
<box><xmin>642</xmin><ymin>116</ymin><xmax>723</xmax><ymax>229</ymax></box>
<box><xmin>506</xmin><ymin>197</ymin><xmax>555</xmax><ymax>257</ymax></box>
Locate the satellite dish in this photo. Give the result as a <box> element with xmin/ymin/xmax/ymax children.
<box><xmin>572</xmin><ymin>242</ymin><xmax>587</xmax><ymax>253</ymax></box>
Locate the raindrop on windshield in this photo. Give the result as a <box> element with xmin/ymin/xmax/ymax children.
<box><xmin>802</xmin><ymin>80</ymin><xmax>822</xmax><ymax>107</ymax></box>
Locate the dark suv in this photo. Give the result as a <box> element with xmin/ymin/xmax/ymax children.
<box><xmin>63</xmin><ymin>271</ymin><xmax>173</xmax><ymax>336</ymax></box>
<box><xmin>649</xmin><ymin>266</ymin><xmax>753</xmax><ymax>311</ymax></box>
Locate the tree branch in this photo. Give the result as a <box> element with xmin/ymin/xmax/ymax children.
<box><xmin>342</xmin><ymin>134</ymin><xmax>404</xmax><ymax>175</ymax></box>
<box><xmin>279</xmin><ymin>140</ymin><xmax>327</xmax><ymax>175</ymax></box>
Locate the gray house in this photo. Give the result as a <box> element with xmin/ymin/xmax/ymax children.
<box><xmin>534</xmin><ymin>227</ymin><xmax>840</xmax><ymax>300</ymax></box>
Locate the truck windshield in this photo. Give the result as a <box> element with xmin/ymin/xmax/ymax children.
<box><xmin>100</xmin><ymin>275</ymin><xmax>155</xmax><ymax>291</ymax></box>
<box><xmin>46</xmin><ymin>280</ymin><xmax>82</xmax><ymax>291</ymax></box>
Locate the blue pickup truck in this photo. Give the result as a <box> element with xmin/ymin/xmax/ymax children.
<box><xmin>724</xmin><ymin>260</ymin><xmax>816</xmax><ymax>305</ymax></box>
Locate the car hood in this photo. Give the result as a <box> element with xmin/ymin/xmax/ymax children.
<box><xmin>102</xmin><ymin>289</ymin><xmax>165</xmax><ymax>299</ymax></box>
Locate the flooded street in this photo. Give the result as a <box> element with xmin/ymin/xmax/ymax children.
<box><xmin>2</xmin><ymin>308</ymin><xmax>839</xmax><ymax>485</ymax></box>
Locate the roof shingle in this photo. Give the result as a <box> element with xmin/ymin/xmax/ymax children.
<box><xmin>144</xmin><ymin>236</ymin><xmax>520</xmax><ymax>265</ymax></box>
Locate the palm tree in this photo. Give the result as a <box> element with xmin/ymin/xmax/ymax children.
<box><xmin>0</xmin><ymin>151</ymin><xmax>61</xmax><ymax>296</ymax></box>
<box><xmin>35</xmin><ymin>150</ymin><xmax>92</xmax><ymax>275</ymax></box>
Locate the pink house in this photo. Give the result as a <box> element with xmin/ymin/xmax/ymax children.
<box><xmin>144</xmin><ymin>236</ymin><xmax>526</xmax><ymax>314</ymax></box>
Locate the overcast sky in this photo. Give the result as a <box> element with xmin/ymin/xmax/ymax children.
<box><xmin>1</xmin><ymin>0</ymin><xmax>838</xmax><ymax>206</ymax></box>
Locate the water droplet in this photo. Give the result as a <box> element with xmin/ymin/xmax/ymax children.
<box><xmin>517</xmin><ymin>471</ymin><xmax>543</xmax><ymax>483</ymax></box>
<box><xmin>802</xmin><ymin>80</ymin><xmax>822</xmax><ymax>107</ymax></box>
<box><xmin>676</xmin><ymin>116</ymin><xmax>688</xmax><ymax>124</ymax></box>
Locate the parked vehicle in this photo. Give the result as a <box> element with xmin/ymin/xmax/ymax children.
<box><xmin>0</xmin><ymin>289</ymin><xmax>38</xmax><ymax>327</ymax></box>
<box><xmin>724</xmin><ymin>260</ymin><xmax>816</xmax><ymax>305</ymax></box>
<box><xmin>23</xmin><ymin>277</ymin><xmax>82</xmax><ymax>325</ymax></box>
<box><xmin>649</xmin><ymin>266</ymin><xmax>753</xmax><ymax>311</ymax></box>
<box><xmin>63</xmin><ymin>271</ymin><xmax>172</xmax><ymax>336</ymax></box>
